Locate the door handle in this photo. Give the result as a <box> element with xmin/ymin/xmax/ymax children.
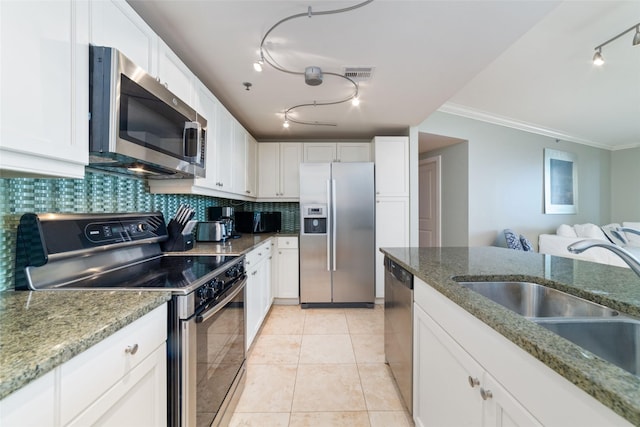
<box><xmin>332</xmin><ymin>179</ymin><xmax>337</xmax><ymax>272</ymax></box>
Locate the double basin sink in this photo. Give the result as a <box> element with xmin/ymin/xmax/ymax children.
<box><xmin>456</xmin><ymin>280</ymin><xmax>640</xmax><ymax>377</ymax></box>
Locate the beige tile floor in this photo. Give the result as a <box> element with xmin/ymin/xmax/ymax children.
<box><xmin>229</xmin><ymin>305</ymin><xmax>414</xmax><ymax>427</ymax></box>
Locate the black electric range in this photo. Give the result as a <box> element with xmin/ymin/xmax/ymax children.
<box><xmin>14</xmin><ymin>212</ymin><xmax>247</xmax><ymax>427</ymax></box>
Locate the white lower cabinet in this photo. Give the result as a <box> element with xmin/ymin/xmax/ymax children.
<box><xmin>414</xmin><ymin>303</ymin><xmax>539</xmax><ymax>427</ymax></box>
<box><xmin>0</xmin><ymin>304</ymin><xmax>167</xmax><ymax>427</ymax></box>
<box><xmin>245</xmin><ymin>240</ymin><xmax>273</xmax><ymax>349</ymax></box>
<box><xmin>65</xmin><ymin>344</ymin><xmax>166</xmax><ymax>427</ymax></box>
<box><xmin>413</xmin><ymin>278</ymin><xmax>632</xmax><ymax>427</ymax></box>
<box><xmin>273</xmin><ymin>236</ymin><xmax>299</xmax><ymax>302</ymax></box>
<box><xmin>0</xmin><ymin>369</ymin><xmax>55</xmax><ymax>426</ymax></box>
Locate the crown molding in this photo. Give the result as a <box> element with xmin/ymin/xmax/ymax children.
<box><xmin>437</xmin><ymin>102</ymin><xmax>640</xmax><ymax>151</ymax></box>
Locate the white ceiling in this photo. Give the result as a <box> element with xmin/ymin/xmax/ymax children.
<box><xmin>127</xmin><ymin>0</ymin><xmax>639</xmax><ymax>150</ymax></box>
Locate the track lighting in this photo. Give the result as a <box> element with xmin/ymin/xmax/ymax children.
<box><xmin>304</xmin><ymin>66</ymin><xmax>323</xmax><ymax>86</ymax></box>
<box><xmin>592</xmin><ymin>22</ymin><xmax>640</xmax><ymax>66</ymax></box>
<box><xmin>255</xmin><ymin>1</ymin><xmax>372</xmax><ymax>127</ymax></box>
<box><xmin>593</xmin><ymin>48</ymin><xmax>604</xmax><ymax>66</ymax></box>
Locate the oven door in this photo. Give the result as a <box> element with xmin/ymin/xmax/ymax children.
<box><xmin>180</xmin><ymin>279</ymin><xmax>246</xmax><ymax>427</ymax></box>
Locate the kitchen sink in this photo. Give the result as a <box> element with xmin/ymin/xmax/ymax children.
<box><xmin>534</xmin><ymin>318</ymin><xmax>640</xmax><ymax>376</ymax></box>
<box><xmin>456</xmin><ymin>281</ymin><xmax>619</xmax><ymax>318</ymax></box>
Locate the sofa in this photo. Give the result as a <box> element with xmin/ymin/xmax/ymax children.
<box><xmin>539</xmin><ymin>222</ymin><xmax>640</xmax><ymax>268</ymax></box>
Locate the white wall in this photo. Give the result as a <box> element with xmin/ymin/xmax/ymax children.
<box><xmin>418</xmin><ymin>111</ymin><xmax>612</xmax><ymax>249</ymax></box>
<box><xmin>611</xmin><ymin>147</ymin><xmax>640</xmax><ymax>223</ymax></box>
<box><xmin>419</xmin><ymin>141</ymin><xmax>469</xmax><ymax>246</ymax></box>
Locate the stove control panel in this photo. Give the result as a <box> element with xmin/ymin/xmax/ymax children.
<box><xmin>17</xmin><ymin>212</ymin><xmax>169</xmax><ymax>259</ymax></box>
<box><xmin>85</xmin><ymin>219</ymin><xmax>162</xmax><ymax>243</ymax></box>
<box><xmin>195</xmin><ymin>259</ymin><xmax>246</xmax><ymax>310</ymax></box>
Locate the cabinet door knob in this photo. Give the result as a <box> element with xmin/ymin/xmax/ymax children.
<box><xmin>480</xmin><ymin>388</ymin><xmax>493</xmax><ymax>400</ymax></box>
<box><xmin>468</xmin><ymin>376</ymin><xmax>480</xmax><ymax>388</ymax></box>
<box><xmin>125</xmin><ymin>344</ymin><xmax>139</xmax><ymax>355</ymax></box>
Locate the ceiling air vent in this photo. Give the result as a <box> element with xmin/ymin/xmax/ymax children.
<box><xmin>343</xmin><ymin>67</ymin><xmax>374</xmax><ymax>82</ymax></box>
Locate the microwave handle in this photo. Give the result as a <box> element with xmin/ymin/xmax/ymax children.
<box><xmin>183</xmin><ymin>121</ymin><xmax>202</xmax><ymax>160</ymax></box>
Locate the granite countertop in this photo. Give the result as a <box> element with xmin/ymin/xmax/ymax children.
<box><xmin>381</xmin><ymin>246</ymin><xmax>640</xmax><ymax>425</ymax></box>
<box><xmin>0</xmin><ymin>233</ymin><xmax>297</xmax><ymax>401</ymax></box>
<box><xmin>185</xmin><ymin>232</ymin><xmax>298</xmax><ymax>256</ymax></box>
<box><xmin>0</xmin><ymin>290</ymin><xmax>171</xmax><ymax>400</ymax></box>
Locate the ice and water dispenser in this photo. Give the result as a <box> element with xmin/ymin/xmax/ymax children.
<box><xmin>302</xmin><ymin>204</ymin><xmax>327</xmax><ymax>234</ymax></box>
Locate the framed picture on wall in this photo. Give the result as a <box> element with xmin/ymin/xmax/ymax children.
<box><xmin>544</xmin><ymin>148</ymin><xmax>578</xmax><ymax>214</ymax></box>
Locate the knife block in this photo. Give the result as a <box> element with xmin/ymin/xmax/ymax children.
<box><xmin>161</xmin><ymin>220</ymin><xmax>194</xmax><ymax>252</ymax></box>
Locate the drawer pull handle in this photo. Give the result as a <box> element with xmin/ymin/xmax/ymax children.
<box><xmin>125</xmin><ymin>344</ymin><xmax>139</xmax><ymax>355</ymax></box>
<box><xmin>468</xmin><ymin>376</ymin><xmax>480</xmax><ymax>388</ymax></box>
<box><xmin>480</xmin><ymin>388</ymin><xmax>493</xmax><ymax>400</ymax></box>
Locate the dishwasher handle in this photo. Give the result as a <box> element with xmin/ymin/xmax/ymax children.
<box><xmin>385</xmin><ymin>257</ymin><xmax>413</xmax><ymax>289</ymax></box>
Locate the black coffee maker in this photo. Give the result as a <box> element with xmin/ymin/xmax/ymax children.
<box><xmin>207</xmin><ymin>207</ymin><xmax>239</xmax><ymax>238</ymax></box>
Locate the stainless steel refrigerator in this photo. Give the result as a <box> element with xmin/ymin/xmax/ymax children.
<box><xmin>299</xmin><ymin>162</ymin><xmax>375</xmax><ymax>307</ymax></box>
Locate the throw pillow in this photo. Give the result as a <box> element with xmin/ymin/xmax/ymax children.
<box><xmin>623</xmin><ymin>222</ymin><xmax>640</xmax><ymax>246</ymax></box>
<box><xmin>504</xmin><ymin>229</ymin><xmax>523</xmax><ymax>250</ymax></box>
<box><xmin>556</xmin><ymin>224</ymin><xmax>577</xmax><ymax>238</ymax></box>
<box><xmin>520</xmin><ymin>235</ymin><xmax>534</xmax><ymax>252</ymax></box>
<box><xmin>574</xmin><ymin>223</ymin><xmax>607</xmax><ymax>240</ymax></box>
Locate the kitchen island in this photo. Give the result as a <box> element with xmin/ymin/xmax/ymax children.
<box><xmin>381</xmin><ymin>246</ymin><xmax>640</xmax><ymax>426</ymax></box>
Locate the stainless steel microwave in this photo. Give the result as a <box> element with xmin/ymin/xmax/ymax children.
<box><xmin>89</xmin><ymin>46</ymin><xmax>206</xmax><ymax>179</ymax></box>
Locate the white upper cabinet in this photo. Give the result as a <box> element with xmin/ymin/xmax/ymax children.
<box><xmin>0</xmin><ymin>0</ymin><xmax>89</xmax><ymax>178</ymax></box>
<box><xmin>194</xmin><ymin>80</ymin><xmax>219</xmax><ymax>189</ymax></box>
<box><xmin>89</xmin><ymin>0</ymin><xmax>158</xmax><ymax>75</ymax></box>
<box><xmin>303</xmin><ymin>142</ymin><xmax>370</xmax><ymax>163</ymax></box>
<box><xmin>280</xmin><ymin>143</ymin><xmax>303</xmax><ymax>198</ymax></box>
<box><xmin>373</xmin><ymin>136</ymin><xmax>409</xmax><ymax>197</ymax></box>
<box><xmin>246</xmin><ymin>134</ymin><xmax>258</xmax><ymax>197</ymax></box>
<box><xmin>303</xmin><ymin>143</ymin><xmax>336</xmax><ymax>162</ymax></box>
<box><xmin>231</xmin><ymin>121</ymin><xmax>247</xmax><ymax>195</ymax></box>
<box><xmin>257</xmin><ymin>142</ymin><xmax>302</xmax><ymax>200</ymax></box>
<box><xmin>215</xmin><ymin>107</ymin><xmax>234</xmax><ymax>192</ymax></box>
<box><xmin>336</xmin><ymin>142</ymin><xmax>371</xmax><ymax>162</ymax></box>
<box><xmin>91</xmin><ymin>1</ymin><xmax>194</xmax><ymax>106</ymax></box>
<box><xmin>157</xmin><ymin>39</ymin><xmax>195</xmax><ymax>106</ymax></box>
<box><xmin>257</xmin><ymin>143</ymin><xmax>280</xmax><ymax>199</ymax></box>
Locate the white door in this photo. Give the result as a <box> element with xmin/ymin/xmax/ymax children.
<box><xmin>419</xmin><ymin>156</ymin><xmax>441</xmax><ymax>247</ymax></box>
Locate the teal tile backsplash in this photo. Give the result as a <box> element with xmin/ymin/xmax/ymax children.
<box><xmin>0</xmin><ymin>172</ymin><xmax>299</xmax><ymax>291</ymax></box>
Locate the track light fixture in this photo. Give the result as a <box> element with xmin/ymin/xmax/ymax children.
<box><xmin>256</xmin><ymin>0</ymin><xmax>373</xmax><ymax>127</ymax></box>
<box><xmin>592</xmin><ymin>22</ymin><xmax>640</xmax><ymax>66</ymax></box>
<box><xmin>593</xmin><ymin>48</ymin><xmax>604</xmax><ymax>66</ymax></box>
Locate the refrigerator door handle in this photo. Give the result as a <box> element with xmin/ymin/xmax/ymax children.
<box><xmin>332</xmin><ymin>179</ymin><xmax>337</xmax><ymax>272</ymax></box>
<box><xmin>326</xmin><ymin>179</ymin><xmax>331</xmax><ymax>272</ymax></box>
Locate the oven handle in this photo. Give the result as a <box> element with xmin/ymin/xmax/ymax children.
<box><xmin>195</xmin><ymin>277</ymin><xmax>246</xmax><ymax>324</ymax></box>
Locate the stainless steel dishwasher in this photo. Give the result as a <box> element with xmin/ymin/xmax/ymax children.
<box><xmin>384</xmin><ymin>256</ymin><xmax>414</xmax><ymax>414</ymax></box>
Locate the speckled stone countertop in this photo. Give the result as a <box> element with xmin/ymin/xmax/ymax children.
<box><xmin>0</xmin><ymin>290</ymin><xmax>170</xmax><ymax>400</ymax></box>
<box><xmin>381</xmin><ymin>246</ymin><xmax>640</xmax><ymax>425</ymax></box>
<box><xmin>184</xmin><ymin>232</ymin><xmax>298</xmax><ymax>256</ymax></box>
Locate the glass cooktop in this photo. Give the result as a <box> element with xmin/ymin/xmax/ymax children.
<box><xmin>49</xmin><ymin>255</ymin><xmax>239</xmax><ymax>292</ymax></box>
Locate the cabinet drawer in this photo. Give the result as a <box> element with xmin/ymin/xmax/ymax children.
<box><xmin>246</xmin><ymin>240</ymin><xmax>272</xmax><ymax>269</ymax></box>
<box><xmin>277</xmin><ymin>236</ymin><xmax>298</xmax><ymax>249</ymax></box>
<box><xmin>60</xmin><ymin>304</ymin><xmax>167</xmax><ymax>425</ymax></box>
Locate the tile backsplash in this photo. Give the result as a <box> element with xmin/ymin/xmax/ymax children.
<box><xmin>0</xmin><ymin>172</ymin><xmax>299</xmax><ymax>291</ymax></box>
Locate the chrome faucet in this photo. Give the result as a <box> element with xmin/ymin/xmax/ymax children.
<box><xmin>567</xmin><ymin>239</ymin><xmax>640</xmax><ymax>277</ymax></box>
